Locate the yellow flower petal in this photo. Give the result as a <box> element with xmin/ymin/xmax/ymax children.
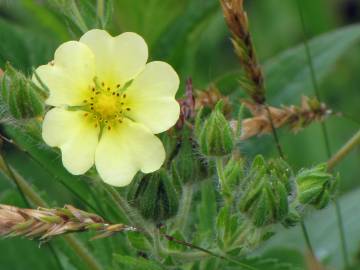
<box><xmin>79</xmin><ymin>29</ymin><xmax>148</xmax><ymax>88</ymax></box>
<box><xmin>125</xmin><ymin>61</ymin><xmax>180</xmax><ymax>134</ymax></box>
<box><xmin>33</xmin><ymin>41</ymin><xmax>95</xmax><ymax>106</ymax></box>
<box><xmin>95</xmin><ymin>119</ymin><xmax>165</xmax><ymax>187</ymax></box>
<box><xmin>42</xmin><ymin>108</ymin><xmax>100</xmax><ymax>175</ymax></box>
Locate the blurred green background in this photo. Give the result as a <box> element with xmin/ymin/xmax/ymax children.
<box><xmin>0</xmin><ymin>0</ymin><xmax>359</xmax><ymax>269</ymax></box>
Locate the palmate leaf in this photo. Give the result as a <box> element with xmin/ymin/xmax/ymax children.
<box><xmin>259</xmin><ymin>187</ymin><xmax>360</xmax><ymax>269</ymax></box>
<box><xmin>216</xmin><ymin>23</ymin><xmax>360</xmax><ymax>104</ymax></box>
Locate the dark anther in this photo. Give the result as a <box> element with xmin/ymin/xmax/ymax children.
<box><xmin>126</xmin><ymin>108</ymin><xmax>131</xmax><ymax>111</ymax></box>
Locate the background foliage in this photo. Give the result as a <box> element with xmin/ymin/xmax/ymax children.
<box><xmin>0</xmin><ymin>0</ymin><xmax>359</xmax><ymax>269</ymax></box>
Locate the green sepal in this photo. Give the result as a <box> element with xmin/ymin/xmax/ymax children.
<box><xmin>197</xmin><ymin>101</ymin><xmax>234</xmax><ymax>157</ymax></box>
<box><xmin>127</xmin><ymin>169</ymin><xmax>179</xmax><ymax>223</ymax></box>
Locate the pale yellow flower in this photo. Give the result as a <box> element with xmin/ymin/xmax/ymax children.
<box><xmin>33</xmin><ymin>29</ymin><xmax>180</xmax><ymax>187</ymax></box>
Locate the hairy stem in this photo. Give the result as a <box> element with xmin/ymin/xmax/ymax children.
<box><xmin>175</xmin><ymin>183</ymin><xmax>194</xmax><ymax>232</ymax></box>
<box><xmin>215</xmin><ymin>157</ymin><xmax>232</xmax><ymax>202</ymax></box>
<box><xmin>103</xmin><ymin>184</ymin><xmax>153</xmax><ymax>236</ymax></box>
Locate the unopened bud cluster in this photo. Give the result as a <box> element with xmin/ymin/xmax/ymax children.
<box><xmin>1</xmin><ymin>63</ymin><xmax>45</xmax><ymax>120</ymax></box>
<box><xmin>239</xmin><ymin>156</ymin><xmax>291</xmax><ymax>227</ymax></box>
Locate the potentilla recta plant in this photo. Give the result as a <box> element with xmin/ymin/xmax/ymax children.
<box><xmin>0</xmin><ymin>1</ymin><xmax>359</xmax><ymax>270</ymax></box>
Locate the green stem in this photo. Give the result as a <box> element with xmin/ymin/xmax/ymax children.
<box><xmin>300</xmin><ymin>221</ymin><xmax>314</xmax><ymax>256</ymax></box>
<box><xmin>69</xmin><ymin>1</ymin><xmax>88</xmax><ymax>33</ymax></box>
<box><xmin>296</xmin><ymin>0</ymin><xmax>349</xmax><ymax>266</ymax></box>
<box><xmin>174</xmin><ymin>183</ymin><xmax>194</xmax><ymax>232</ymax></box>
<box><xmin>97</xmin><ymin>0</ymin><xmax>104</xmax><ymax>22</ymax></box>
<box><xmin>327</xmin><ymin>129</ymin><xmax>360</xmax><ymax>171</ymax></box>
<box><xmin>334</xmin><ymin>200</ymin><xmax>349</xmax><ymax>267</ymax></box>
<box><xmin>215</xmin><ymin>157</ymin><xmax>234</xmax><ymax>204</ymax></box>
<box><xmin>0</xmin><ymin>154</ymin><xmax>103</xmax><ymax>270</ymax></box>
<box><xmin>326</xmin><ymin>129</ymin><xmax>360</xmax><ymax>269</ymax></box>
<box><xmin>265</xmin><ymin>105</ymin><xmax>284</xmax><ymax>158</ymax></box>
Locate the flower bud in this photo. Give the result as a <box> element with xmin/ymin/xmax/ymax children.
<box><xmin>239</xmin><ymin>155</ymin><xmax>290</xmax><ymax>227</ymax></box>
<box><xmin>171</xmin><ymin>126</ymin><xmax>202</xmax><ymax>185</ymax></box>
<box><xmin>197</xmin><ymin>101</ymin><xmax>234</xmax><ymax>157</ymax></box>
<box><xmin>295</xmin><ymin>163</ymin><xmax>336</xmax><ymax>209</ymax></box>
<box><xmin>127</xmin><ymin>169</ymin><xmax>179</xmax><ymax>223</ymax></box>
<box><xmin>1</xmin><ymin>63</ymin><xmax>45</xmax><ymax>119</ymax></box>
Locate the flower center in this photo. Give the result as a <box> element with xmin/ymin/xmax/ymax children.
<box><xmin>82</xmin><ymin>79</ymin><xmax>131</xmax><ymax>130</ymax></box>
<box><xmin>94</xmin><ymin>93</ymin><xmax>119</xmax><ymax>119</ymax></box>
